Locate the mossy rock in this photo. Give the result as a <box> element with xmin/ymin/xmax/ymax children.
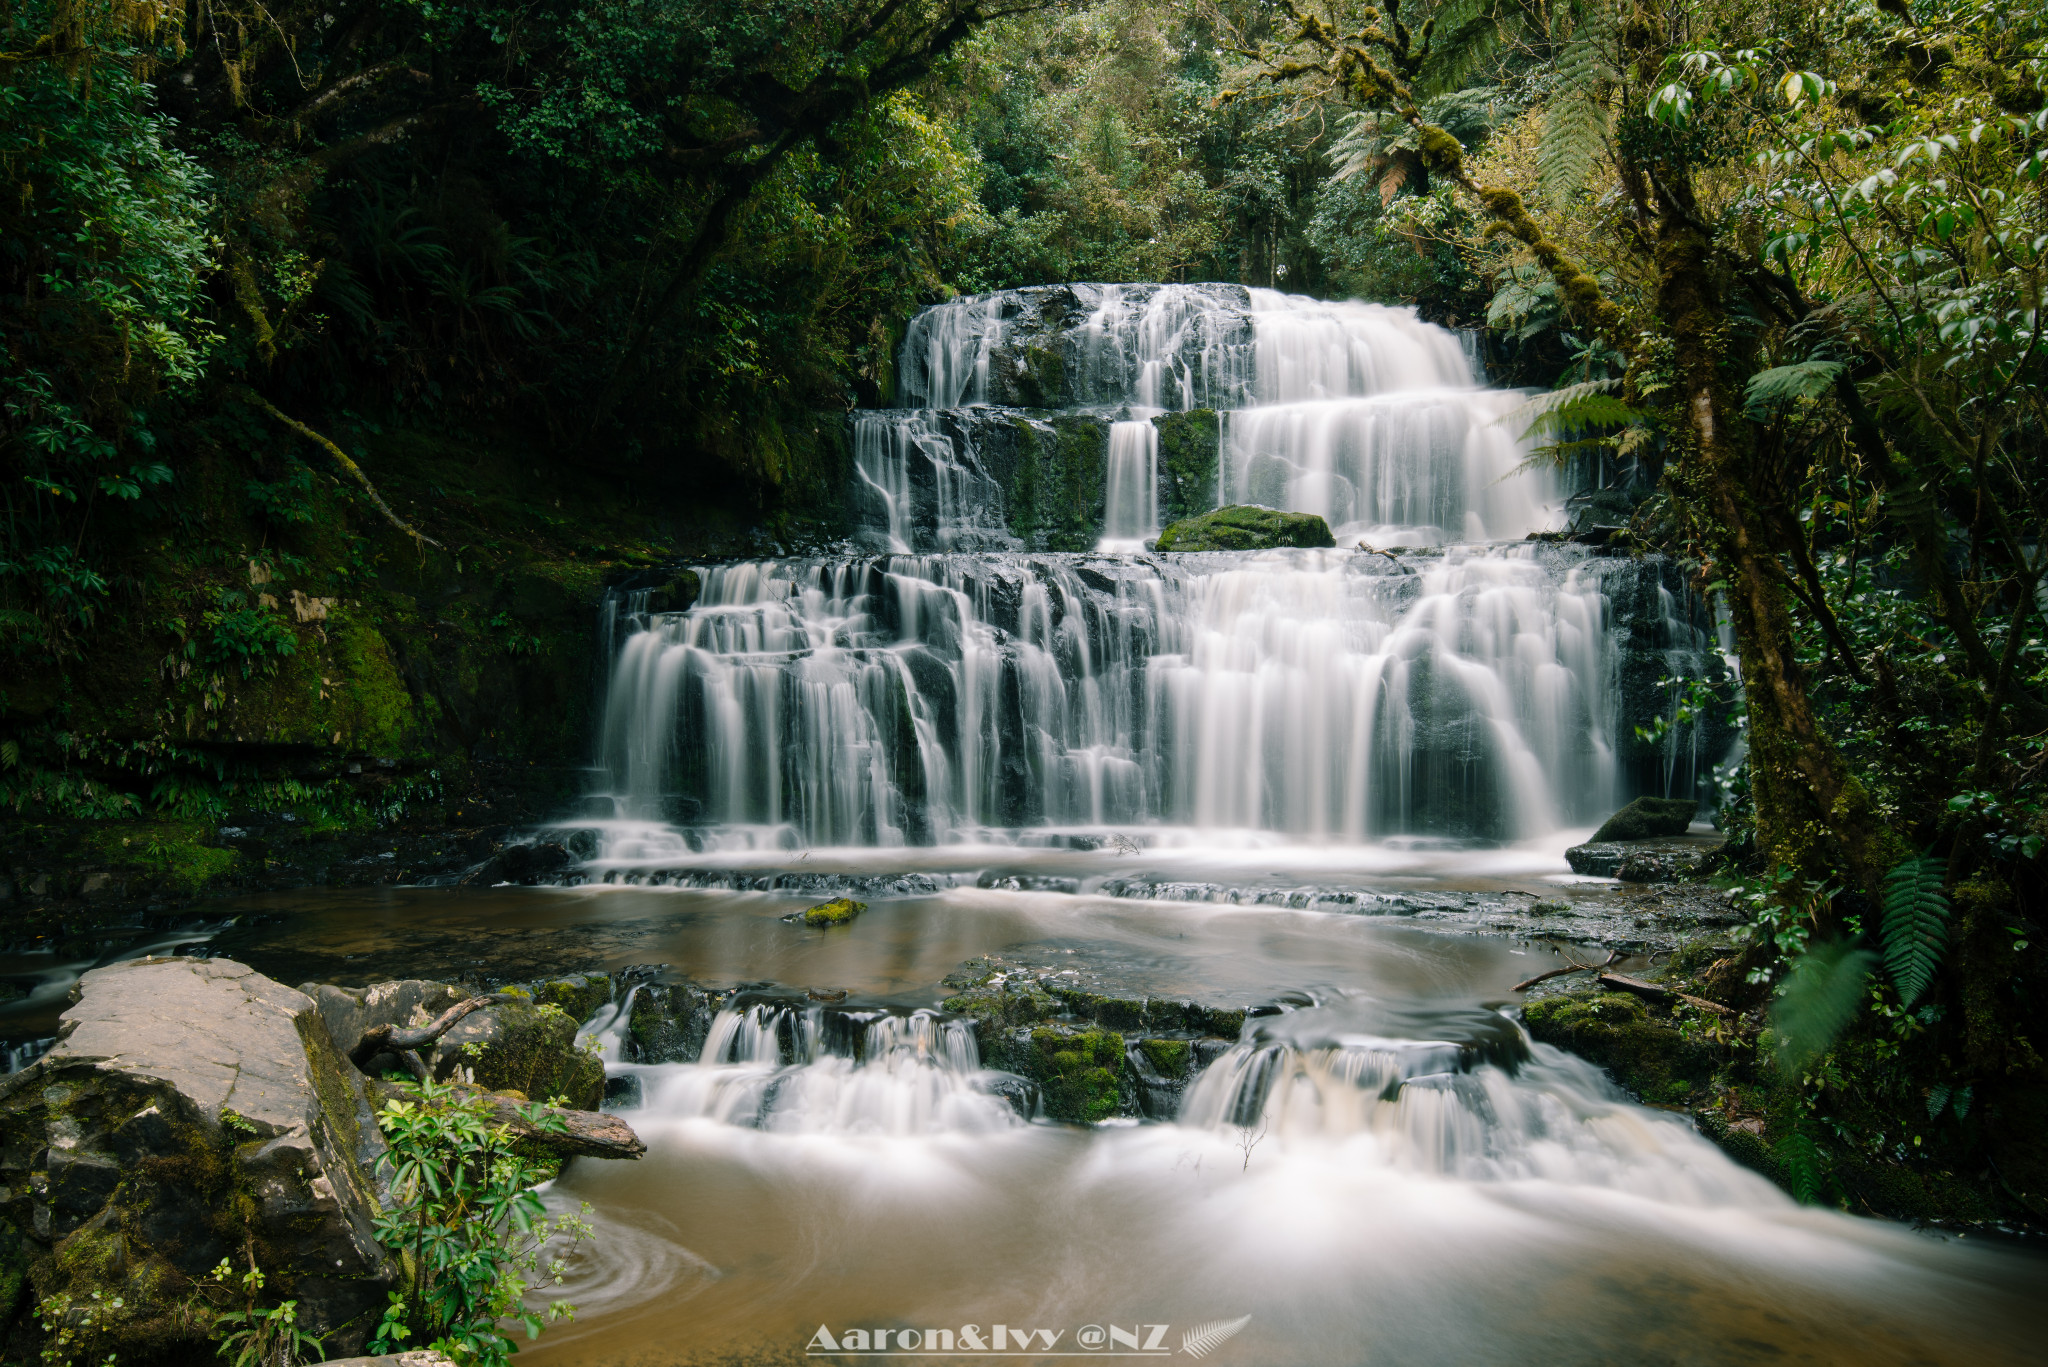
<box><xmin>1136</xmin><ymin>1037</ymin><xmax>1192</xmax><ymax>1078</ymax></box>
<box><xmin>1028</xmin><ymin>1027</ymin><xmax>1126</xmax><ymax>1123</ymax></box>
<box><xmin>1153</xmin><ymin>505</ymin><xmax>1335</xmax><ymax>552</ymax></box>
<box><xmin>534</xmin><ymin>973</ymin><xmax>613</xmax><ymax>1025</ymax></box>
<box><xmin>800</xmin><ymin>897</ymin><xmax>866</xmax><ymax>927</ymax></box>
<box><xmin>1591</xmin><ymin>795</ymin><xmax>1698</xmax><ymax>842</ymax></box>
<box><xmin>439</xmin><ymin>1000</ymin><xmax>604</xmax><ymax>1109</ymax></box>
<box><xmin>1522</xmin><ymin>990</ymin><xmax>1718</xmax><ymax>1107</ymax></box>
<box><xmin>1153</xmin><ymin>409</ymin><xmax>1219</xmax><ymax>523</ymax></box>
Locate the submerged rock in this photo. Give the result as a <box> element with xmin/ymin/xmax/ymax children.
<box><xmin>793</xmin><ymin>897</ymin><xmax>867</xmax><ymax>926</ymax></box>
<box><xmin>1590</xmin><ymin>796</ymin><xmax>1699</xmax><ymax>842</ymax></box>
<box><xmin>1153</xmin><ymin>504</ymin><xmax>1337</xmax><ymax>552</ymax></box>
<box><xmin>1565</xmin><ymin>839</ymin><xmax>1717</xmax><ymax>882</ymax></box>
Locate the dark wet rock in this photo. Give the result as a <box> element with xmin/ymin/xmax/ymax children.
<box><xmin>0</xmin><ymin>958</ymin><xmax>394</xmax><ymax>1358</ymax></box>
<box><xmin>604</xmin><ymin>1073</ymin><xmax>644</xmax><ymax>1108</ymax></box>
<box><xmin>1591</xmin><ymin>796</ymin><xmax>1699</xmax><ymax>843</ymax></box>
<box><xmin>939</xmin><ymin>955</ymin><xmax>1247</xmax><ymax>1123</ymax></box>
<box><xmin>461</xmin><ymin>838</ymin><xmax>576</xmax><ymax>886</ymax></box>
<box><xmin>622</xmin><ymin>979</ymin><xmax>720</xmax><ymax>1064</ymax></box>
<box><xmin>1153</xmin><ymin>505</ymin><xmax>1337</xmax><ymax>552</ymax></box>
<box><xmin>1617</xmin><ymin>847</ymin><xmax>1717</xmax><ymax>883</ymax></box>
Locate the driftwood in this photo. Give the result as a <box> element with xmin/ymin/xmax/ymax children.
<box><xmin>364</xmin><ymin>1078</ymin><xmax>646</xmax><ymax>1160</ymax></box>
<box><xmin>1597</xmin><ymin>972</ymin><xmax>1736</xmax><ymax>1017</ymax></box>
<box><xmin>1512</xmin><ymin>949</ymin><xmax>1621</xmax><ymax>993</ymax></box>
<box><xmin>349</xmin><ymin>993</ymin><xmax>512</xmax><ymax>1076</ymax></box>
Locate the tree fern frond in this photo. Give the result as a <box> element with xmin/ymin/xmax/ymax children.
<box><xmin>1771</xmin><ymin>939</ymin><xmax>1877</xmax><ymax>1077</ymax></box>
<box><xmin>1501</xmin><ymin>379</ymin><xmax>1649</xmax><ymax>444</ymax></box>
<box><xmin>1537</xmin><ymin>1</ymin><xmax>1617</xmax><ymax>200</ymax></box>
<box><xmin>1881</xmin><ymin>854</ymin><xmax>1951</xmax><ymax>1008</ymax></box>
<box><xmin>1743</xmin><ymin>359</ymin><xmax>1845</xmax><ymax>415</ymax></box>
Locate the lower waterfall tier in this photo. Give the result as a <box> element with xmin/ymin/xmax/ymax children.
<box><xmin>593</xmin><ymin>546</ymin><xmax>1732</xmax><ymax>849</ymax></box>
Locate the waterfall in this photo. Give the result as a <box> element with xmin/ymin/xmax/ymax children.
<box><xmin>1100</xmin><ymin>420</ymin><xmax>1161</xmax><ymax>549</ymax></box>
<box><xmin>618</xmin><ymin>1002</ymin><xmax>1022</xmax><ymax>1135</ymax></box>
<box><xmin>594</xmin><ymin>284</ymin><xmax>1724</xmax><ymax>850</ymax></box>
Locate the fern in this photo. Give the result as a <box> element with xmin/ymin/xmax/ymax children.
<box><xmin>1537</xmin><ymin>1</ymin><xmax>1617</xmax><ymax>200</ymax></box>
<box><xmin>1743</xmin><ymin>359</ymin><xmax>1845</xmax><ymax>416</ymax></box>
<box><xmin>1770</xmin><ymin>939</ymin><xmax>1877</xmax><ymax>1077</ymax></box>
<box><xmin>1503</xmin><ymin>379</ymin><xmax>1650</xmax><ymax>445</ymax></box>
<box><xmin>1775</xmin><ymin>1126</ymin><xmax>1825</xmax><ymax>1204</ymax></box>
<box><xmin>1881</xmin><ymin>854</ymin><xmax>1951</xmax><ymax>1008</ymax></box>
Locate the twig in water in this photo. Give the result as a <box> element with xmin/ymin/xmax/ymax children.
<box><xmin>1512</xmin><ymin>949</ymin><xmax>1622</xmax><ymax>993</ymax></box>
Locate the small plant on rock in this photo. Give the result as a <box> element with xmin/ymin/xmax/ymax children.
<box><xmin>206</xmin><ymin>1253</ymin><xmax>324</xmax><ymax>1367</ymax></box>
<box><xmin>369</xmin><ymin>1076</ymin><xmax>592</xmax><ymax>1366</ymax></box>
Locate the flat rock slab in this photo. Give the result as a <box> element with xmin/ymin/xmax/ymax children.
<box><xmin>52</xmin><ymin>957</ymin><xmax>317</xmax><ymax>1136</ymax></box>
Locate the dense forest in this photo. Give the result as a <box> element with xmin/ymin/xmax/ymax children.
<box><xmin>3</xmin><ymin>0</ymin><xmax>2046</xmax><ymax>1234</ymax></box>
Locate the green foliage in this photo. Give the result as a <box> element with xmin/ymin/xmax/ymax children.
<box><xmin>34</xmin><ymin>1287</ymin><xmax>124</xmax><ymax>1366</ymax></box>
<box><xmin>1742</xmin><ymin>360</ymin><xmax>1845</xmax><ymax>416</ymax></box>
<box><xmin>1770</xmin><ymin>939</ymin><xmax>1878</xmax><ymax>1077</ymax></box>
<box><xmin>371</xmin><ymin>1077</ymin><xmax>592</xmax><ymax>1367</ymax></box>
<box><xmin>1880</xmin><ymin>855</ymin><xmax>1952</xmax><ymax>1009</ymax></box>
<box><xmin>1537</xmin><ymin>4</ymin><xmax>1617</xmax><ymax>200</ymax></box>
<box><xmin>205</xmin><ymin>1256</ymin><xmax>324</xmax><ymax>1367</ymax></box>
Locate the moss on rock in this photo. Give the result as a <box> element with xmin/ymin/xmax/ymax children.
<box><xmin>800</xmin><ymin>897</ymin><xmax>866</xmax><ymax>927</ymax></box>
<box><xmin>1154</xmin><ymin>505</ymin><xmax>1335</xmax><ymax>552</ymax></box>
<box><xmin>1028</xmin><ymin>1027</ymin><xmax>1126</xmax><ymax>1123</ymax></box>
<box><xmin>1591</xmin><ymin>795</ymin><xmax>1699</xmax><ymax>842</ymax></box>
<box><xmin>1522</xmin><ymin>991</ymin><xmax>1718</xmax><ymax>1106</ymax></box>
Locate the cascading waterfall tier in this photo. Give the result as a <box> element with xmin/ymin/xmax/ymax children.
<box><xmin>593</xmin><ymin>282</ymin><xmax>1728</xmax><ymax>851</ymax></box>
<box><xmin>594</xmin><ymin>544</ymin><xmax>1718</xmax><ymax>847</ymax></box>
<box><xmin>868</xmin><ymin>282</ymin><xmax>1559</xmax><ymax>550</ymax></box>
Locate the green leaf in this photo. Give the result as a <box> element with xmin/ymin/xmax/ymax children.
<box><xmin>1881</xmin><ymin>854</ymin><xmax>1951</xmax><ymax>1008</ymax></box>
<box><xmin>1743</xmin><ymin>360</ymin><xmax>1845</xmax><ymax>415</ymax></box>
<box><xmin>1775</xmin><ymin>1126</ymin><xmax>1826</xmax><ymax>1203</ymax></box>
<box><xmin>1771</xmin><ymin>939</ymin><xmax>1877</xmax><ymax>1076</ymax></box>
<box><xmin>1538</xmin><ymin>4</ymin><xmax>1617</xmax><ymax>200</ymax></box>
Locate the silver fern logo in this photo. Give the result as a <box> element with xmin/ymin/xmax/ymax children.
<box><xmin>1179</xmin><ymin>1316</ymin><xmax>1252</xmax><ymax>1358</ymax></box>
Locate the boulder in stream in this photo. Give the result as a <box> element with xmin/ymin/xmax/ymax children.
<box><xmin>1591</xmin><ymin>795</ymin><xmax>1700</xmax><ymax>842</ymax></box>
<box><xmin>1153</xmin><ymin>505</ymin><xmax>1336</xmax><ymax>552</ymax></box>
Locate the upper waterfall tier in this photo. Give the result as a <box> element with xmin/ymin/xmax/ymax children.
<box><xmin>897</xmin><ymin>283</ymin><xmax>1479</xmax><ymax>410</ymax></box>
<box><xmin>865</xmin><ymin>284</ymin><xmax>1560</xmax><ymax>551</ymax></box>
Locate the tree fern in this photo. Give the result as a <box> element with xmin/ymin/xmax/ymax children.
<box><xmin>1503</xmin><ymin>379</ymin><xmax>1649</xmax><ymax>445</ymax></box>
<box><xmin>1537</xmin><ymin>0</ymin><xmax>1617</xmax><ymax>201</ymax></box>
<box><xmin>1881</xmin><ymin>854</ymin><xmax>1951</xmax><ymax>1008</ymax></box>
<box><xmin>1743</xmin><ymin>359</ymin><xmax>1845</xmax><ymax>416</ymax></box>
<box><xmin>1771</xmin><ymin>939</ymin><xmax>1877</xmax><ymax>1077</ymax></box>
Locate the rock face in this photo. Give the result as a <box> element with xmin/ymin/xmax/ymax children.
<box><xmin>0</xmin><ymin>958</ymin><xmax>394</xmax><ymax>1359</ymax></box>
<box><xmin>1565</xmin><ymin>838</ymin><xmax>1718</xmax><ymax>882</ymax></box>
<box><xmin>1591</xmin><ymin>795</ymin><xmax>1699</xmax><ymax>842</ymax></box>
<box><xmin>1153</xmin><ymin>505</ymin><xmax>1337</xmax><ymax>552</ymax></box>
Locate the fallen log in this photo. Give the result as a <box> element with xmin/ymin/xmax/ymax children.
<box><xmin>350</xmin><ymin>992</ymin><xmax>512</xmax><ymax>1074</ymax></box>
<box><xmin>1512</xmin><ymin>949</ymin><xmax>1620</xmax><ymax>993</ymax></box>
<box><xmin>365</xmin><ymin>1078</ymin><xmax>646</xmax><ymax>1160</ymax></box>
<box><xmin>1597</xmin><ymin>972</ymin><xmax>1735</xmax><ymax>1017</ymax></box>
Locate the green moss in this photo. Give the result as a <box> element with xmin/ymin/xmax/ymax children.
<box><xmin>81</xmin><ymin>822</ymin><xmax>240</xmax><ymax>894</ymax></box>
<box><xmin>1154</xmin><ymin>505</ymin><xmax>1335</xmax><ymax>552</ymax></box>
<box><xmin>1015</xmin><ymin>345</ymin><xmax>1067</xmax><ymax>407</ymax></box>
<box><xmin>1029</xmin><ymin>1027</ymin><xmax>1126</xmax><ymax>1123</ymax></box>
<box><xmin>465</xmin><ymin>1001</ymin><xmax>604</xmax><ymax>1109</ymax></box>
<box><xmin>1153</xmin><ymin>409</ymin><xmax>1219</xmax><ymax>524</ymax></box>
<box><xmin>1137</xmin><ymin>1037</ymin><xmax>1191</xmax><ymax>1078</ymax></box>
<box><xmin>535</xmin><ymin>974</ymin><xmax>613</xmax><ymax>1024</ymax></box>
<box><xmin>1591</xmin><ymin>795</ymin><xmax>1698</xmax><ymax>842</ymax></box>
<box><xmin>1522</xmin><ymin>991</ymin><xmax>1717</xmax><ymax>1106</ymax></box>
<box><xmin>801</xmin><ymin>897</ymin><xmax>866</xmax><ymax>927</ymax></box>
<box><xmin>1001</xmin><ymin>416</ymin><xmax>1107</xmax><ymax>550</ymax></box>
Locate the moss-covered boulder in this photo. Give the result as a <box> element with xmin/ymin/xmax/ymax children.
<box><xmin>1521</xmin><ymin>990</ymin><xmax>1719</xmax><ymax>1107</ymax></box>
<box><xmin>799</xmin><ymin>897</ymin><xmax>867</xmax><ymax>927</ymax></box>
<box><xmin>1153</xmin><ymin>505</ymin><xmax>1336</xmax><ymax>552</ymax></box>
<box><xmin>0</xmin><ymin>959</ymin><xmax>395</xmax><ymax>1359</ymax></box>
<box><xmin>1591</xmin><ymin>795</ymin><xmax>1699</xmax><ymax>842</ymax></box>
<box><xmin>1027</xmin><ymin>1026</ymin><xmax>1127</xmax><ymax>1123</ymax></box>
<box><xmin>435</xmin><ymin>995</ymin><xmax>605</xmax><ymax>1109</ymax></box>
<box><xmin>1153</xmin><ymin>409</ymin><xmax>1220</xmax><ymax>523</ymax></box>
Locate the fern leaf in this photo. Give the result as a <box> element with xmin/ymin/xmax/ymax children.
<box><xmin>1502</xmin><ymin>379</ymin><xmax>1649</xmax><ymax>444</ymax></box>
<box><xmin>1182</xmin><ymin>1316</ymin><xmax>1252</xmax><ymax>1359</ymax></box>
<box><xmin>1743</xmin><ymin>359</ymin><xmax>1845</xmax><ymax>415</ymax></box>
<box><xmin>1953</xmin><ymin>1084</ymin><xmax>1973</xmax><ymax>1120</ymax></box>
<box><xmin>1775</xmin><ymin>1127</ymin><xmax>1825</xmax><ymax>1204</ymax></box>
<box><xmin>1881</xmin><ymin>854</ymin><xmax>1951</xmax><ymax>1008</ymax></box>
<box><xmin>1537</xmin><ymin>2</ymin><xmax>1617</xmax><ymax>200</ymax></box>
<box><xmin>1925</xmin><ymin>1082</ymin><xmax>1951</xmax><ymax>1119</ymax></box>
<box><xmin>1771</xmin><ymin>939</ymin><xmax>1877</xmax><ymax>1077</ymax></box>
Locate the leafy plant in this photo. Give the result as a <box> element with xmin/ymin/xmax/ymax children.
<box><xmin>34</xmin><ymin>1288</ymin><xmax>123</xmax><ymax>1366</ymax></box>
<box><xmin>1770</xmin><ymin>938</ymin><xmax>1877</xmax><ymax>1077</ymax></box>
<box><xmin>370</xmin><ymin>1077</ymin><xmax>592</xmax><ymax>1366</ymax></box>
<box><xmin>1880</xmin><ymin>855</ymin><xmax>1952</xmax><ymax>1009</ymax></box>
<box><xmin>206</xmin><ymin>1255</ymin><xmax>324</xmax><ymax>1367</ymax></box>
